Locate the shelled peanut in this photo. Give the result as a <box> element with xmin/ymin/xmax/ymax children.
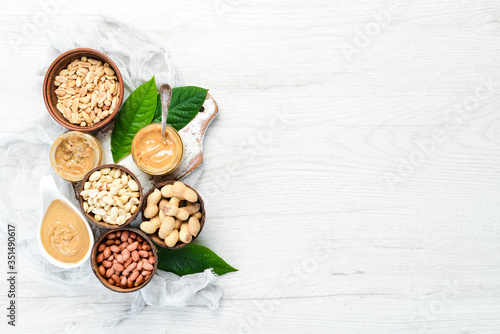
<box><xmin>95</xmin><ymin>230</ymin><xmax>155</xmax><ymax>289</ymax></box>
<box><xmin>140</xmin><ymin>181</ymin><xmax>202</xmax><ymax>247</ymax></box>
<box><xmin>80</xmin><ymin>168</ymin><xmax>140</xmax><ymax>225</ymax></box>
<box><xmin>54</xmin><ymin>56</ymin><xmax>120</xmax><ymax>126</ymax></box>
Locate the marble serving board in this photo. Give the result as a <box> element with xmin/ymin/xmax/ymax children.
<box><xmin>72</xmin><ymin>94</ymin><xmax>218</xmax><ymax>197</ymax></box>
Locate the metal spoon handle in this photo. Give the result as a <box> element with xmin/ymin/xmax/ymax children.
<box><xmin>160</xmin><ymin>84</ymin><xmax>172</xmax><ymax>138</ymax></box>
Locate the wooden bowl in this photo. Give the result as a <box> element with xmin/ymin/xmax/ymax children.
<box><xmin>141</xmin><ymin>181</ymin><xmax>205</xmax><ymax>249</ymax></box>
<box><xmin>78</xmin><ymin>164</ymin><xmax>143</xmax><ymax>229</ymax></box>
<box><xmin>43</xmin><ymin>48</ymin><xmax>124</xmax><ymax>132</ymax></box>
<box><xmin>90</xmin><ymin>227</ymin><xmax>158</xmax><ymax>293</ymax></box>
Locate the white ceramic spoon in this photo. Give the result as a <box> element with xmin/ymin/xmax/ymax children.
<box><xmin>38</xmin><ymin>175</ymin><xmax>94</xmax><ymax>268</ymax></box>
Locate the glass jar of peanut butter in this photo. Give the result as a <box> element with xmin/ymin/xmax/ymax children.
<box><xmin>50</xmin><ymin>131</ymin><xmax>103</xmax><ymax>182</ymax></box>
<box><xmin>131</xmin><ymin>123</ymin><xmax>184</xmax><ymax>175</ymax></box>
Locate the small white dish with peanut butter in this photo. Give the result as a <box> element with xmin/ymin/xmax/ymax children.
<box><xmin>38</xmin><ymin>175</ymin><xmax>94</xmax><ymax>268</ymax></box>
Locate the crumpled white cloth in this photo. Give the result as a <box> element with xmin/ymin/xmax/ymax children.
<box><xmin>36</xmin><ymin>16</ymin><xmax>182</xmax><ymax>96</ymax></box>
<box><xmin>0</xmin><ymin>17</ymin><xmax>221</xmax><ymax>325</ymax></box>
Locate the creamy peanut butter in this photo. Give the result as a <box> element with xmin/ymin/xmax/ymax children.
<box><xmin>131</xmin><ymin>124</ymin><xmax>183</xmax><ymax>175</ymax></box>
<box><xmin>40</xmin><ymin>199</ymin><xmax>90</xmax><ymax>264</ymax></box>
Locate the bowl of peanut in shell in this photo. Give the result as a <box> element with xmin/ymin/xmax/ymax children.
<box><xmin>139</xmin><ymin>181</ymin><xmax>205</xmax><ymax>249</ymax></box>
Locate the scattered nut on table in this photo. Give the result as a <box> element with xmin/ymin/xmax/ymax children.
<box><xmin>141</xmin><ymin>181</ymin><xmax>201</xmax><ymax>247</ymax></box>
<box><xmin>54</xmin><ymin>56</ymin><xmax>120</xmax><ymax>126</ymax></box>
<box><xmin>80</xmin><ymin>168</ymin><xmax>140</xmax><ymax>225</ymax></box>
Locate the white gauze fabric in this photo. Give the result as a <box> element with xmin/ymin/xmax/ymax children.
<box><xmin>0</xmin><ymin>17</ymin><xmax>222</xmax><ymax>325</ymax></box>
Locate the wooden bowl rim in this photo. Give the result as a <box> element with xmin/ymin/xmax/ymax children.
<box><xmin>78</xmin><ymin>164</ymin><xmax>143</xmax><ymax>229</ymax></box>
<box><xmin>42</xmin><ymin>47</ymin><xmax>125</xmax><ymax>133</ymax></box>
<box><xmin>141</xmin><ymin>181</ymin><xmax>205</xmax><ymax>249</ymax></box>
<box><xmin>90</xmin><ymin>227</ymin><xmax>158</xmax><ymax>293</ymax></box>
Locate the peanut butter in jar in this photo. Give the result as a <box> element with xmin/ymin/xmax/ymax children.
<box><xmin>50</xmin><ymin>131</ymin><xmax>102</xmax><ymax>182</ymax></box>
<box><xmin>131</xmin><ymin>123</ymin><xmax>183</xmax><ymax>175</ymax></box>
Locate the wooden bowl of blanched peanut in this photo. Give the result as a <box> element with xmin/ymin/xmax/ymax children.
<box><xmin>140</xmin><ymin>181</ymin><xmax>205</xmax><ymax>249</ymax></box>
<box><xmin>78</xmin><ymin>164</ymin><xmax>143</xmax><ymax>229</ymax></box>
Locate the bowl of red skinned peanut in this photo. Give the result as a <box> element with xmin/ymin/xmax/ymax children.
<box><xmin>91</xmin><ymin>227</ymin><xmax>157</xmax><ymax>293</ymax></box>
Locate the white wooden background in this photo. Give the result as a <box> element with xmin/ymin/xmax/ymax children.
<box><xmin>1</xmin><ymin>0</ymin><xmax>500</xmax><ymax>333</ymax></box>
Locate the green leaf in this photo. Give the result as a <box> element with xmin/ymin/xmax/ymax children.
<box><xmin>152</xmin><ymin>86</ymin><xmax>208</xmax><ymax>131</ymax></box>
<box><xmin>156</xmin><ymin>243</ymin><xmax>238</xmax><ymax>276</ymax></box>
<box><xmin>111</xmin><ymin>76</ymin><xmax>157</xmax><ymax>162</ymax></box>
